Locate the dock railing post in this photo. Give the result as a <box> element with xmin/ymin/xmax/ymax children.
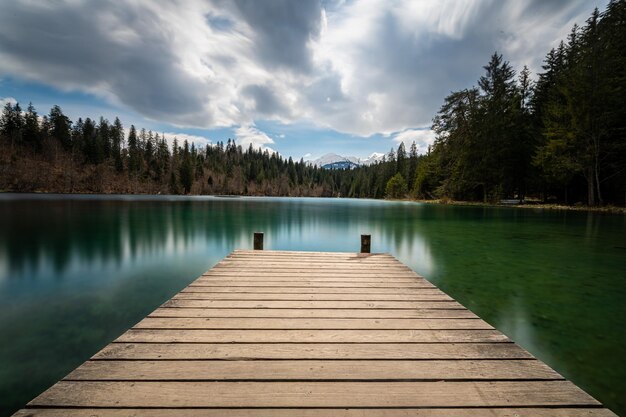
<box><xmin>360</xmin><ymin>234</ymin><xmax>371</xmax><ymax>253</ymax></box>
<box><xmin>253</xmin><ymin>232</ymin><xmax>264</xmax><ymax>250</ymax></box>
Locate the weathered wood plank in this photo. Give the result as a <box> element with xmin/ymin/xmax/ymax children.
<box><xmin>191</xmin><ymin>281</ymin><xmax>431</xmax><ymax>288</ymax></box>
<box><xmin>133</xmin><ymin>317</ymin><xmax>492</xmax><ymax>330</ymax></box>
<box><xmin>196</xmin><ymin>276</ymin><xmax>431</xmax><ymax>283</ymax></box>
<box><xmin>216</xmin><ymin>261</ymin><xmax>408</xmax><ymax>266</ymax></box>
<box><xmin>173</xmin><ymin>293</ymin><xmax>453</xmax><ymax>301</ymax></box>
<box><xmin>218</xmin><ymin>255</ymin><xmax>406</xmax><ymax>262</ymax></box>
<box><xmin>162</xmin><ymin>299</ymin><xmax>465</xmax><ymax>309</ymax></box>
<box><xmin>203</xmin><ymin>270</ymin><xmax>417</xmax><ymax>278</ymax></box>
<box><xmin>212</xmin><ymin>266</ymin><xmax>413</xmax><ymax>272</ymax></box>
<box><xmin>183</xmin><ymin>287</ymin><xmax>443</xmax><ymax>294</ymax></box>
<box><xmin>65</xmin><ymin>359</ymin><xmax>562</xmax><ymax>381</ymax></box>
<box><xmin>94</xmin><ymin>342</ymin><xmax>533</xmax><ymax>360</ymax></box>
<box><xmin>12</xmin><ymin>408</ymin><xmax>619</xmax><ymax>417</ymax></box>
<box><xmin>149</xmin><ymin>308</ymin><xmax>477</xmax><ymax>318</ymax></box>
<box><xmin>115</xmin><ymin>329</ymin><xmax>509</xmax><ymax>343</ymax></box>
<box><xmin>92</xmin><ymin>343</ymin><xmax>533</xmax><ymax>360</ymax></box>
<box><xmin>29</xmin><ymin>381</ymin><xmax>600</xmax><ymax>407</ymax></box>
<box><xmin>218</xmin><ymin>261</ymin><xmax>409</xmax><ymax>267</ymax></box>
<box><xmin>232</xmin><ymin>249</ymin><xmax>388</xmax><ymax>256</ymax></box>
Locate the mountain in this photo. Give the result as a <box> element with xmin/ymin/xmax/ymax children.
<box><xmin>360</xmin><ymin>152</ymin><xmax>385</xmax><ymax>165</ymax></box>
<box><xmin>308</xmin><ymin>152</ymin><xmax>385</xmax><ymax>169</ymax></box>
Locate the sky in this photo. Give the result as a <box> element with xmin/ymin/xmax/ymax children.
<box><xmin>0</xmin><ymin>0</ymin><xmax>609</xmax><ymax>161</ymax></box>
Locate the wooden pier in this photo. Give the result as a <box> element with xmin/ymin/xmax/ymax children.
<box><xmin>14</xmin><ymin>247</ymin><xmax>617</xmax><ymax>416</ymax></box>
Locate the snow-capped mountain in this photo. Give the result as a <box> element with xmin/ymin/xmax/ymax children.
<box><xmin>360</xmin><ymin>152</ymin><xmax>385</xmax><ymax>165</ymax></box>
<box><xmin>308</xmin><ymin>152</ymin><xmax>385</xmax><ymax>169</ymax></box>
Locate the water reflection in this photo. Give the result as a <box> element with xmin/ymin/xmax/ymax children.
<box><xmin>0</xmin><ymin>196</ymin><xmax>437</xmax><ymax>280</ymax></box>
<box><xmin>0</xmin><ymin>195</ymin><xmax>624</xmax><ymax>416</ymax></box>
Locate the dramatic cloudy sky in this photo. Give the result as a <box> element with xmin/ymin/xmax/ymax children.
<box><xmin>0</xmin><ymin>0</ymin><xmax>608</xmax><ymax>160</ymax></box>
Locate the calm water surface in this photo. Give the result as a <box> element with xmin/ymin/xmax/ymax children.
<box><xmin>0</xmin><ymin>194</ymin><xmax>624</xmax><ymax>416</ymax></box>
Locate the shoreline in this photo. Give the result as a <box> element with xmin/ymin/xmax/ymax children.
<box><xmin>2</xmin><ymin>190</ymin><xmax>625</xmax><ymax>214</ymax></box>
<box><xmin>410</xmin><ymin>198</ymin><xmax>626</xmax><ymax>214</ymax></box>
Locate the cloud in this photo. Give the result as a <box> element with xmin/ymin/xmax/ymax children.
<box><xmin>311</xmin><ymin>0</ymin><xmax>607</xmax><ymax>136</ymax></box>
<box><xmin>234</xmin><ymin>124</ymin><xmax>275</xmax><ymax>152</ymax></box>
<box><xmin>229</xmin><ymin>0</ymin><xmax>323</xmax><ymax>72</ymax></box>
<box><xmin>160</xmin><ymin>132</ymin><xmax>212</xmax><ymax>150</ymax></box>
<box><xmin>0</xmin><ymin>0</ymin><xmax>607</xmax><ymax>138</ymax></box>
<box><xmin>393</xmin><ymin>128</ymin><xmax>436</xmax><ymax>155</ymax></box>
<box><xmin>241</xmin><ymin>84</ymin><xmax>290</xmax><ymax>119</ymax></box>
<box><xmin>0</xmin><ymin>97</ymin><xmax>17</xmax><ymax>107</ymax></box>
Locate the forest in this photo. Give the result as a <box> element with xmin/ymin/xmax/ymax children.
<box><xmin>0</xmin><ymin>1</ymin><xmax>624</xmax><ymax>205</ymax></box>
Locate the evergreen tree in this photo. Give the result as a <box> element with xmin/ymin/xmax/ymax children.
<box><xmin>0</xmin><ymin>101</ymin><xmax>24</xmax><ymax>149</ymax></box>
<box><xmin>127</xmin><ymin>125</ymin><xmax>142</xmax><ymax>175</ymax></box>
<box><xmin>385</xmin><ymin>173</ymin><xmax>408</xmax><ymax>199</ymax></box>
<box><xmin>48</xmin><ymin>105</ymin><xmax>72</xmax><ymax>149</ymax></box>
<box><xmin>23</xmin><ymin>102</ymin><xmax>41</xmax><ymax>150</ymax></box>
<box><xmin>111</xmin><ymin>117</ymin><xmax>124</xmax><ymax>172</ymax></box>
<box><xmin>179</xmin><ymin>140</ymin><xmax>194</xmax><ymax>193</ymax></box>
<box><xmin>408</xmin><ymin>141</ymin><xmax>418</xmax><ymax>190</ymax></box>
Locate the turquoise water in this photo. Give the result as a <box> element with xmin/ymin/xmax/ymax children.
<box><xmin>0</xmin><ymin>194</ymin><xmax>624</xmax><ymax>415</ymax></box>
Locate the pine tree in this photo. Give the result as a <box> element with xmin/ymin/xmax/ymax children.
<box><xmin>23</xmin><ymin>102</ymin><xmax>41</xmax><ymax>150</ymax></box>
<box><xmin>48</xmin><ymin>105</ymin><xmax>72</xmax><ymax>149</ymax></box>
<box><xmin>127</xmin><ymin>125</ymin><xmax>142</xmax><ymax>175</ymax></box>
<box><xmin>111</xmin><ymin>117</ymin><xmax>124</xmax><ymax>172</ymax></box>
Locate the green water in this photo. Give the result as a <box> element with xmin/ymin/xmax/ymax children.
<box><xmin>0</xmin><ymin>194</ymin><xmax>624</xmax><ymax>415</ymax></box>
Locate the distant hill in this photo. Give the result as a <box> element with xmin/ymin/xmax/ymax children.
<box><xmin>308</xmin><ymin>152</ymin><xmax>385</xmax><ymax>169</ymax></box>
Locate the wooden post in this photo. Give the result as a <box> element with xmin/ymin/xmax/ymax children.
<box><xmin>253</xmin><ymin>232</ymin><xmax>264</xmax><ymax>250</ymax></box>
<box><xmin>360</xmin><ymin>234</ymin><xmax>371</xmax><ymax>253</ymax></box>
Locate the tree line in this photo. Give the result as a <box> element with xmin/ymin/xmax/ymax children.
<box><xmin>0</xmin><ymin>103</ymin><xmax>344</xmax><ymax>196</ymax></box>
<box><xmin>0</xmin><ymin>98</ymin><xmax>426</xmax><ymax>198</ymax></box>
<box><xmin>415</xmin><ymin>1</ymin><xmax>626</xmax><ymax>206</ymax></box>
<box><xmin>1</xmin><ymin>1</ymin><xmax>624</xmax><ymax>205</ymax></box>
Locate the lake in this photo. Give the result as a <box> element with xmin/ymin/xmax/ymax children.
<box><xmin>0</xmin><ymin>194</ymin><xmax>624</xmax><ymax>416</ymax></box>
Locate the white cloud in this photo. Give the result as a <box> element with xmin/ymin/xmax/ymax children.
<box><xmin>0</xmin><ymin>0</ymin><xmax>608</xmax><ymax>139</ymax></box>
<box><xmin>0</xmin><ymin>97</ymin><xmax>17</xmax><ymax>107</ymax></box>
<box><xmin>234</xmin><ymin>124</ymin><xmax>275</xmax><ymax>153</ymax></box>
<box><xmin>160</xmin><ymin>132</ymin><xmax>212</xmax><ymax>150</ymax></box>
<box><xmin>393</xmin><ymin>128</ymin><xmax>436</xmax><ymax>155</ymax></box>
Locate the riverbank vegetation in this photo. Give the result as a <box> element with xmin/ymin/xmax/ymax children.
<box><xmin>1</xmin><ymin>2</ymin><xmax>624</xmax><ymax>206</ymax></box>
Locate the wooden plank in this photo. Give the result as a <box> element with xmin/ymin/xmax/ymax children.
<box><xmin>29</xmin><ymin>381</ymin><xmax>600</xmax><ymax>407</ymax></box>
<box><xmin>133</xmin><ymin>317</ymin><xmax>492</xmax><ymax>330</ymax></box>
<box><xmin>211</xmin><ymin>266</ymin><xmax>413</xmax><ymax>271</ymax></box>
<box><xmin>12</xmin><ymin>408</ymin><xmax>620</xmax><ymax>417</ymax></box>
<box><xmin>196</xmin><ymin>276</ymin><xmax>431</xmax><ymax>283</ymax></box>
<box><xmin>191</xmin><ymin>281</ymin><xmax>431</xmax><ymax>288</ymax></box>
<box><xmin>195</xmin><ymin>281</ymin><xmax>433</xmax><ymax>287</ymax></box>
<box><xmin>223</xmin><ymin>259</ymin><xmax>400</xmax><ymax>264</ymax></box>
<box><xmin>225</xmin><ymin>257</ymin><xmax>398</xmax><ymax>262</ymax></box>
<box><xmin>217</xmin><ymin>263</ymin><xmax>409</xmax><ymax>268</ymax></box>
<box><xmin>115</xmin><ymin>329</ymin><xmax>510</xmax><ymax>343</ymax></box>
<box><xmin>163</xmin><ymin>299</ymin><xmax>465</xmax><ymax>309</ymax></box>
<box><xmin>173</xmin><ymin>293</ymin><xmax>453</xmax><ymax>301</ymax></box>
<box><xmin>232</xmin><ymin>249</ymin><xmax>387</xmax><ymax>256</ymax></box>
<box><xmin>202</xmin><ymin>272</ymin><xmax>421</xmax><ymax>277</ymax></box>
<box><xmin>182</xmin><ymin>287</ymin><xmax>443</xmax><ymax>294</ymax></box>
<box><xmin>65</xmin><ymin>359</ymin><xmax>562</xmax><ymax>381</ymax></box>
<box><xmin>217</xmin><ymin>259</ymin><xmax>409</xmax><ymax>264</ymax></box>
<box><xmin>93</xmin><ymin>342</ymin><xmax>534</xmax><ymax>360</ymax></box>
<box><xmin>229</xmin><ymin>253</ymin><xmax>398</xmax><ymax>259</ymax></box>
<box><xmin>149</xmin><ymin>308</ymin><xmax>477</xmax><ymax>318</ymax></box>
<box><xmin>217</xmin><ymin>261</ymin><xmax>408</xmax><ymax>266</ymax></box>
